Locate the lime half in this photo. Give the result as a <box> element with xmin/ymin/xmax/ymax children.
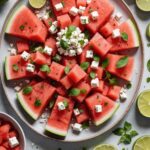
<box><xmin>133</xmin><ymin>136</ymin><xmax>150</xmax><ymax>150</ymax></box>
<box><xmin>29</xmin><ymin>0</ymin><xmax>46</xmax><ymax>9</ymax></box>
<box><xmin>93</xmin><ymin>144</ymin><xmax>117</xmax><ymax>150</ymax></box>
<box><xmin>136</xmin><ymin>0</ymin><xmax>150</xmax><ymax>12</ymax></box>
<box><xmin>137</xmin><ymin>90</ymin><xmax>150</xmax><ymax>117</ymax></box>
<box><xmin>146</xmin><ymin>23</ymin><xmax>150</xmax><ymax>38</ymax></box>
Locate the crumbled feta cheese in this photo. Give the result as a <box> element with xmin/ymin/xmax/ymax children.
<box><xmin>114</xmin><ymin>12</ymin><xmax>122</xmax><ymax>21</ymax></box>
<box><xmin>91</xmin><ymin>61</ymin><xmax>99</xmax><ymax>69</ymax></box>
<box><xmin>78</xmin><ymin>6</ymin><xmax>86</xmax><ymax>15</ymax></box>
<box><xmin>49</xmin><ymin>24</ymin><xmax>57</xmax><ymax>34</ymax></box>
<box><xmin>8</xmin><ymin>137</ymin><xmax>19</xmax><ymax>148</ymax></box>
<box><xmin>91</xmin><ymin>78</ymin><xmax>99</xmax><ymax>87</ymax></box>
<box><xmin>43</xmin><ymin>46</ymin><xmax>53</xmax><ymax>56</ymax></box>
<box><xmin>77</xmin><ymin>48</ymin><xmax>83</xmax><ymax>55</ymax></box>
<box><xmin>10</xmin><ymin>48</ymin><xmax>17</xmax><ymax>56</ymax></box>
<box><xmin>56</xmin><ymin>42</ymin><xmax>60</xmax><ymax>48</ymax></box>
<box><xmin>86</xmin><ymin>50</ymin><xmax>93</xmax><ymax>58</ymax></box>
<box><xmin>72</xmin><ymin>123</ymin><xmax>83</xmax><ymax>132</ymax></box>
<box><xmin>69</xmin><ymin>50</ymin><xmax>76</xmax><ymax>56</ymax></box>
<box><xmin>119</xmin><ymin>88</ymin><xmax>127</xmax><ymax>101</ymax></box>
<box><xmin>57</xmin><ymin>102</ymin><xmax>66</xmax><ymax>111</ymax></box>
<box><xmin>55</xmin><ymin>3</ymin><xmax>63</xmax><ymax>11</ymax></box>
<box><xmin>80</xmin><ymin>16</ymin><xmax>89</xmax><ymax>24</ymax></box>
<box><xmin>91</xmin><ymin>11</ymin><xmax>99</xmax><ymax>20</ymax></box>
<box><xmin>43</xmin><ymin>13</ymin><xmax>49</xmax><ymax>20</ymax></box>
<box><xmin>112</xmin><ymin>28</ymin><xmax>121</xmax><ymax>39</ymax></box>
<box><xmin>53</xmin><ymin>21</ymin><xmax>58</xmax><ymax>27</ymax></box>
<box><xmin>14</xmin><ymin>86</ymin><xmax>21</xmax><ymax>92</ymax></box>
<box><xmin>26</xmin><ymin>63</ymin><xmax>35</xmax><ymax>73</ymax></box>
<box><xmin>74</xmin><ymin>108</ymin><xmax>80</xmax><ymax>116</ymax></box>
<box><xmin>70</xmin><ymin>7</ymin><xmax>78</xmax><ymax>16</ymax></box>
<box><xmin>10</xmin><ymin>43</ymin><xmax>14</xmax><ymax>47</ymax></box>
<box><xmin>86</xmin><ymin>0</ymin><xmax>91</xmax><ymax>4</ymax></box>
<box><xmin>21</xmin><ymin>51</ymin><xmax>30</xmax><ymax>61</ymax></box>
<box><xmin>70</xmin><ymin>38</ymin><xmax>78</xmax><ymax>45</ymax></box>
<box><xmin>83</xmin><ymin>39</ymin><xmax>89</xmax><ymax>47</ymax></box>
<box><xmin>95</xmin><ymin>105</ymin><xmax>103</xmax><ymax>113</ymax></box>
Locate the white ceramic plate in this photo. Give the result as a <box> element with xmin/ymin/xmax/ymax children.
<box><xmin>0</xmin><ymin>0</ymin><xmax>144</xmax><ymax>142</ymax></box>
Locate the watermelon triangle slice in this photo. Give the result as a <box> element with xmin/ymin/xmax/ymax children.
<box><xmin>107</xmin><ymin>19</ymin><xmax>140</xmax><ymax>52</ymax></box>
<box><xmin>5</xmin><ymin>5</ymin><xmax>48</xmax><ymax>43</ymax></box>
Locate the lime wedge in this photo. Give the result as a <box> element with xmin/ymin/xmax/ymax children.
<box><xmin>146</xmin><ymin>23</ymin><xmax>150</xmax><ymax>38</ymax></box>
<box><xmin>137</xmin><ymin>90</ymin><xmax>150</xmax><ymax>117</ymax></box>
<box><xmin>29</xmin><ymin>0</ymin><xmax>46</xmax><ymax>9</ymax></box>
<box><xmin>133</xmin><ymin>136</ymin><xmax>150</xmax><ymax>150</ymax></box>
<box><xmin>136</xmin><ymin>0</ymin><xmax>150</xmax><ymax>12</ymax></box>
<box><xmin>93</xmin><ymin>144</ymin><xmax>117</xmax><ymax>150</ymax></box>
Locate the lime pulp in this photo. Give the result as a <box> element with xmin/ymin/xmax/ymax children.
<box><xmin>136</xmin><ymin>0</ymin><xmax>150</xmax><ymax>12</ymax></box>
<box><xmin>29</xmin><ymin>0</ymin><xmax>46</xmax><ymax>9</ymax></box>
<box><xmin>93</xmin><ymin>144</ymin><xmax>117</xmax><ymax>150</ymax></box>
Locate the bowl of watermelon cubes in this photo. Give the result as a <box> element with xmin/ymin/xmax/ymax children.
<box><xmin>0</xmin><ymin>112</ymin><xmax>26</xmax><ymax>150</ymax></box>
<box><xmin>0</xmin><ymin>0</ymin><xmax>143</xmax><ymax>141</ymax></box>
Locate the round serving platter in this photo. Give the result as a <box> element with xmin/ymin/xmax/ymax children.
<box><xmin>0</xmin><ymin>0</ymin><xmax>144</xmax><ymax>142</ymax></box>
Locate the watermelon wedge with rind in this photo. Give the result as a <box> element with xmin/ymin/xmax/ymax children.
<box><xmin>17</xmin><ymin>82</ymin><xmax>56</xmax><ymax>120</ymax></box>
<box><xmin>5</xmin><ymin>5</ymin><xmax>47</xmax><ymax>43</ymax></box>
<box><xmin>107</xmin><ymin>19</ymin><xmax>140</xmax><ymax>52</ymax></box>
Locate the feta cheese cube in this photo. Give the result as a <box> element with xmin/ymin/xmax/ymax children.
<box><xmin>91</xmin><ymin>78</ymin><xmax>99</xmax><ymax>87</ymax></box>
<box><xmin>86</xmin><ymin>50</ymin><xmax>93</xmax><ymax>58</ymax></box>
<box><xmin>21</xmin><ymin>51</ymin><xmax>30</xmax><ymax>61</ymax></box>
<box><xmin>26</xmin><ymin>63</ymin><xmax>35</xmax><ymax>73</ymax></box>
<box><xmin>112</xmin><ymin>28</ymin><xmax>121</xmax><ymax>39</ymax></box>
<box><xmin>74</xmin><ymin>108</ymin><xmax>80</xmax><ymax>116</ymax></box>
<box><xmin>70</xmin><ymin>7</ymin><xmax>79</xmax><ymax>16</ymax></box>
<box><xmin>77</xmin><ymin>48</ymin><xmax>83</xmax><ymax>55</ymax></box>
<box><xmin>55</xmin><ymin>3</ymin><xmax>63</xmax><ymax>11</ymax></box>
<box><xmin>78</xmin><ymin>6</ymin><xmax>86</xmax><ymax>15</ymax></box>
<box><xmin>91</xmin><ymin>61</ymin><xmax>99</xmax><ymax>69</ymax></box>
<box><xmin>86</xmin><ymin>0</ymin><xmax>91</xmax><ymax>4</ymax></box>
<box><xmin>14</xmin><ymin>86</ymin><xmax>21</xmax><ymax>92</ymax></box>
<box><xmin>53</xmin><ymin>21</ymin><xmax>58</xmax><ymax>27</ymax></box>
<box><xmin>49</xmin><ymin>24</ymin><xmax>57</xmax><ymax>34</ymax></box>
<box><xmin>95</xmin><ymin>105</ymin><xmax>103</xmax><ymax>113</ymax></box>
<box><xmin>72</xmin><ymin>123</ymin><xmax>82</xmax><ymax>132</ymax></box>
<box><xmin>69</xmin><ymin>50</ymin><xmax>76</xmax><ymax>56</ymax></box>
<box><xmin>76</xmin><ymin>27</ymin><xmax>81</xmax><ymax>34</ymax></box>
<box><xmin>114</xmin><ymin>12</ymin><xmax>122</xmax><ymax>21</ymax></box>
<box><xmin>91</xmin><ymin>11</ymin><xmax>99</xmax><ymax>20</ymax></box>
<box><xmin>8</xmin><ymin>137</ymin><xmax>19</xmax><ymax>148</ymax></box>
<box><xmin>57</xmin><ymin>102</ymin><xmax>66</xmax><ymax>111</ymax></box>
<box><xmin>119</xmin><ymin>88</ymin><xmax>127</xmax><ymax>101</ymax></box>
<box><xmin>43</xmin><ymin>46</ymin><xmax>53</xmax><ymax>56</ymax></box>
<box><xmin>10</xmin><ymin>48</ymin><xmax>17</xmax><ymax>56</ymax></box>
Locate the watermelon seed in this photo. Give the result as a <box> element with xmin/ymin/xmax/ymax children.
<box><xmin>12</xmin><ymin>64</ymin><xmax>19</xmax><ymax>72</ymax></box>
<box><xmin>19</xmin><ymin>25</ymin><xmax>25</xmax><ymax>31</ymax></box>
<box><xmin>34</xmin><ymin>99</ymin><xmax>42</xmax><ymax>107</ymax></box>
<box><xmin>23</xmin><ymin>86</ymin><xmax>32</xmax><ymax>95</ymax></box>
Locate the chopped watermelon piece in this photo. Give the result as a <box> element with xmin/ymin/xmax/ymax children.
<box><xmin>9</xmin><ymin>131</ymin><xmax>18</xmax><ymax>138</ymax></box>
<box><xmin>75</xmin><ymin>104</ymin><xmax>89</xmax><ymax>123</ymax></box>
<box><xmin>37</xmin><ymin>71</ymin><xmax>47</xmax><ymax>79</ymax></box>
<box><xmin>57</xmin><ymin>14</ymin><xmax>72</xmax><ymax>29</ymax></box>
<box><xmin>48</xmin><ymin>62</ymin><xmax>65</xmax><ymax>81</ymax></box>
<box><xmin>85</xmin><ymin>93</ymin><xmax>119</xmax><ymax>126</ymax></box>
<box><xmin>60</xmin><ymin>75</ymin><xmax>73</xmax><ymax>89</ymax></box>
<box><xmin>93</xmin><ymin>80</ymin><xmax>104</xmax><ymax>93</ymax></box>
<box><xmin>76</xmin><ymin>0</ymin><xmax>86</xmax><ymax>7</ymax></box>
<box><xmin>51</xmin><ymin>0</ymin><xmax>76</xmax><ymax>16</ymax></box>
<box><xmin>107</xmin><ymin>85</ymin><xmax>121</xmax><ymax>100</ymax></box>
<box><xmin>43</xmin><ymin>18</ymin><xmax>54</xmax><ymax>29</ymax></box>
<box><xmin>16</xmin><ymin>40</ymin><xmax>29</xmax><ymax>53</ymax></box>
<box><xmin>0</xmin><ymin>146</ymin><xmax>6</xmax><ymax>150</ymax></box>
<box><xmin>106</xmin><ymin>54</ymin><xmax>134</xmax><ymax>81</ymax></box>
<box><xmin>6</xmin><ymin>5</ymin><xmax>47</xmax><ymax>43</ymax></box>
<box><xmin>45</xmin><ymin>95</ymin><xmax>74</xmax><ymax>137</ymax></box>
<box><xmin>90</xmin><ymin>33</ymin><xmax>112</xmax><ymax>56</ymax></box>
<box><xmin>5</xmin><ymin>55</ymin><xmax>35</xmax><ymax>80</ymax></box>
<box><xmin>62</xmin><ymin>57</ymin><xmax>77</xmax><ymax>68</ymax></box>
<box><xmin>13</xmin><ymin>146</ymin><xmax>21</xmax><ymax>150</ymax></box>
<box><xmin>56</xmin><ymin>85</ymin><xmax>67</xmax><ymax>96</ymax></box>
<box><xmin>100</xmin><ymin>18</ymin><xmax>119</xmax><ymax>38</ymax></box>
<box><xmin>0</xmin><ymin>124</ymin><xmax>11</xmax><ymax>136</ymax></box>
<box><xmin>83</xmin><ymin>0</ymin><xmax>114</xmax><ymax>33</ymax></box>
<box><xmin>107</xmin><ymin>19</ymin><xmax>140</xmax><ymax>52</ymax></box>
<box><xmin>102</xmin><ymin>82</ymin><xmax>110</xmax><ymax>96</ymax></box>
<box><xmin>17</xmin><ymin>82</ymin><xmax>56</xmax><ymax>120</ymax></box>
<box><xmin>71</xmin><ymin>16</ymin><xmax>84</xmax><ymax>31</ymax></box>
<box><xmin>68</xmin><ymin>64</ymin><xmax>87</xmax><ymax>83</ymax></box>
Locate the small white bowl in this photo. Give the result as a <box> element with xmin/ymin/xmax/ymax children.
<box><xmin>0</xmin><ymin>112</ymin><xmax>26</xmax><ymax>150</ymax></box>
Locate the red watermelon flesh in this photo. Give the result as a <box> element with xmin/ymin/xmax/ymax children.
<box><xmin>16</xmin><ymin>40</ymin><xmax>29</xmax><ymax>53</ymax></box>
<box><xmin>83</xmin><ymin>0</ymin><xmax>114</xmax><ymax>33</ymax></box>
<box><xmin>17</xmin><ymin>82</ymin><xmax>56</xmax><ymax>120</ymax></box>
<box><xmin>6</xmin><ymin>5</ymin><xmax>47</xmax><ymax>43</ymax></box>
<box><xmin>46</xmin><ymin>95</ymin><xmax>74</xmax><ymax>137</ymax></box>
<box><xmin>85</xmin><ymin>93</ymin><xmax>119</xmax><ymax>126</ymax></box>
<box><xmin>106</xmin><ymin>54</ymin><xmax>134</xmax><ymax>81</ymax></box>
<box><xmin>62</xmin><ymin>57</ymin><xmax>77</xmax><ymax>69</ymax></box>
<box><xmin>107</xmin><ymin>19</ymin><xmax>140</xmax><ymax>52</ymax></box>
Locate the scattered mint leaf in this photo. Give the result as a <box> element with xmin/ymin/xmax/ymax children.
<box><xmin>66</xmin><ymin>26</ymin><xmax>76</xmax><ymax>38</ymax></box>
<box><xmin>82</xmin><ymin>121</ymin><xmax>89</xmax><ymax>129</ymax></box>
<box><xmin>19</xmin><ymin>25</ymin><xmax>25</xmax><ymax>31</ymax></box>
<box><xmin>126</xmin><ymin>82</ymin><xmax>132</xmax><ymax>89</ymax></box>
<box><xmin>60</xmin><ymin>39</ymin><xmax>69</xmax><ymax>50</ymax></box>
<box><xmin>48</xmin><ymin>21</ymin><xmax>52</xmax><ymax>26</ymax></box>
<box><xmin>124</xmin><ymin>121</ymin><xmax>132</xmax><ymax>132</ymax></box>
<box><xmin>79</xmin><ymin>109</ymin><xmax>84</xmax><ymax>113</ymax></box>
<box><xmin>53</xmin><ymin>54</ymin><xmax>62</xmax><ymax>62</ymax></box>
<box><xmin>64</xmin><ymin>66</ymin><xmax>70</xmax><ymax>74</ymax></box>
<box><xmin>63</xmin><ymin>100</ymin><xmax>68</xmax><ymax>108</ymax></box>
<box><xmin>119</xmin><ymin>134</ymin><xmax>131</xmax><ymax>144</ymax></box>
<box><xmin>102</xmin><ymin>58</ymin><xmax>109</xmax><ymax>69</ymax></box>
<box><xmin>23</xmin><ymin>86</ymin><xmax>32</xmax><ymax>95</ymax></box>
<box><xmin>113</xmin><ymin>128</ymin><xmax>125</xmax><ymax>136</ymax></box>
<box><xmin>147</xmin><ymin>59</ymin><xmax>150</xmax><ymax>72</ymax></box>
<box><xmin>93</xmin><ymin>55</ymin><xmax>100</xmax><ymax>62</ymax></box>
<box><xmin>147</xmin><ymin>77</ymin><xmax>150</xmax><ymax>83</ymax></box>
<box><xmin>109</xmin><ymin>77</ymin><xmax>118</xmax><ymax>85</ymax></box>
<box><xmin>40</xmin><ymin>65</ymin><xmax>50</xmax><ymax>73</ymax></box>
<box><xmin>79</xmin><ymin>40</ymin><xmax>85</xmax><ymax>46</ymax></box>
<box><xmin>147</xmin><ymin>43</ymin><xmax>150</xmax><ymax>47</ymax></box>
<box><xmin>105</xmin><ymin>71</ymin><xmax>111</xmax><ymax>80</ymax></box>
<box><xmin>48</xmin><ymin>10</ymin><xmax>54</xmax><ymax>18</ymax></box>
<box><xmin>116</xmin><ymin>56</ymin><xmax>129</xmax><ymax>69</ymax></box>
<box><xmin>90</xmin><ymin>71</ymin><xmax>96</xmax><ymax>79</ymax></box>
<box><xmin>34</xmin><ymin>99</ymin><xmax>42</xmax><ymax>107</ymax></box>
<box><xmin>80</xmin><ymin>89</ymin><xmax>87</xmax><ymax>94</ymax></box>
<box><xmin>84</xmin><ymin>30</ymin><xmax>90</xmax><ymax>40</ymax></box>
<box><xmin>61</xmin><ymin>0</ymin><xmax>65</xmax><ymax>6</ymax></box>
<box><xmin>80</xmin><ymin>62</ymin><xmax>90</xmax><ymax>71</ymax></box>
<box><xmin>121</xmin><ymin>32</ymin><xmax>128</xmax><ymax>41</ymax></box>
<box><xmin>12</xmin><ymin>64</ymin><xmax>19</xmax><ymax>72</ymax></box>
<box><xmin>69</xmin><ymin>88</ymin><xmax>81</xmax><ymax>96</ymax></box>
<box><xmin>49</xmin><ymin>100</ymin><xmax>55</xmax><ymax>109</ymax></box>
<box><xmin>130</xmin><ymin>130</ymin><xmax>138</xmax><ymax>137</ymax></box>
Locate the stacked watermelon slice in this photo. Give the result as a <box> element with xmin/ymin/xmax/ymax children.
<box><xmin>4</xmin><ymin>0</ymin><xmax>140</xmax><ymax>138</ymax></box>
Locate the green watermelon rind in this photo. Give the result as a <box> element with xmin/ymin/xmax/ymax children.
<box><xmin>45</xmin><ymin>125</ymin><xmax>67</xmax><ymax>137</ymax></box>
<box><xmin>16</xmin><ymin>92</ymin><xmax>38</xmax><ymax>120</ymax></box>
<box><xmin>5</xmin><ymin>56</ymin><xmax>10</xmax><ymax>80</ymax></box>
<box><xmin>94</xmin><ymin>103</ymin><xmax>120</xmax><ymax>126</ymax></box>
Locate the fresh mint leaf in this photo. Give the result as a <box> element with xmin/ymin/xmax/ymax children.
<box><xmin>12</xmin><ymin>64</ymin><xmax>19</xmax><ymax>72</ymax></box>
<box><xmin>69</xmin><ymin>88</ymin><xmax>81</xmax><ymax>96</ymax></box>
<box><xmin>63</xmin><ymin>100</ymin><xmax>68</xmax><ymax>108</ymax></box>
<box><xmin>119</xmin><ymin>134</ymin><xmax>131</xmax><ymax>144</ymax></box>
<box><xmin>90</xmin><ymin>71</ymin><xmax>96</xmax><ymax>79</ymax></box>
<box><xmin>147</xmin><ymin>77</ymin><xmax>150</xmax><ymax>83</ymax></box>
<box><xmin>84</xmin><ymin>30</ymin><xmax>90</xmax><ymax>40</ymax></box>
<box><xmin>109</xmin><ymin>77</ymin><xmax>118</xmax><ymax>85</ymax></box>
<box><xmin>80</xmin><ymin>89</ymin><xmax>87</xmax><ymax>94</ymax></box>
<box><xmin>126</xmin><ymin>82</ymin><xmax>132</xmax><ymax>89</ymax></box>
<box><xmin>147</xmin><ymin>59</ymin><xmax>150</xmax><ymax>72</ymax></box>
<box><xmin>80</xmin><ymin>62</ymin><xmax>90</xmax><ymax>71</ymax></box>
<box><xmin>116</xmin><ymin>56</ymin><xmax>129</xmax><ymax>69</ymax></box>
<box><xmin>64</xmin><ymin>66</ymin><xmax>70</xmax><ymax>74</ymax></box>
<box><xmin>19</xmin><ymin>25</ymin><xmax>25</xmax><ymax>31</ymax></box>
<box><xmin>34</xmin><ymin>99</ymin><xmax>42</xmax><ymax>107</ymax></box>
<box><xmin>93</xmin><ymin>55</ymin><xmax>100</xmax><ymax>62</ymax></box>
<box><xmin>66</xmin><ymin>26</ymin><xmax>76</xmax><ymax>38</ymax></box>
<box><xmin>49</xmin><ymin>100</ymin><xmax>55</xmax><ymax>109</ymax></box>
<box><xmin>124</xmin><ymin>121</ymin><xmax>132</xmax><ymax>132</ymax></box>
<box><xmin>40</xmin><ymin>65</ymin><xmax>50</xmax><ymax>73</ymax></box>
<box><xmin>23</xmin><ymin>86</ymin><xmax>32</xmax><ymax>95</ymax></box>
<box><xmin>130</xmin><ymin>130</ymin><xmax>138</xmax><ymax>137</ymax></box>
<box><xmin>53</xmin><ymin>54</ymin><xmax>62</xmax><ymax>62</ymax></box>
<box><xmin>121</xmin><ymin>32</ymin><xmax>128</xmax><ymax>41</ymax></box>
<box><xmin>102</xmin><ymin>58</ymin><xmax>109</xmax><ymax>69</ymax></box>
<box><xmin>60</xmin><ymin>39</ymin><xmax>69</xmax><ymax>50</ymax></box>
<box><xmin>82</xmin><ymin>121</ymin><xmax>89</xmax><ymax>129</ymax></box>
<box><xmin>113</xmin><ymin>128</ymin><xmax>125</xmax><ymax>136</ymax></box>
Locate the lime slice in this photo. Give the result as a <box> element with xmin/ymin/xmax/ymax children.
<box><xmin>136</xmin><ymin>0</ymin><xmax>150</xmax><ymax>12</ymax></box>
<box><xmin>146</xmin><ymin>23</ymin><xmax>150</xmax><ymax>38</ymax></box>
<box><xmin>93</xmin><ymin>144</ymin><xmax>117</xmax><ymax>150</ymax></box>
<box><xmin>29</xmin><ymin>0</ymin><xmax>46</xmax><ymax>9</ymax></box>
<box><xmin>137</xmin><ymin>90</ymin><xmax>150</xmax><ymax>117</ymax></box>
<box><xmin>133</xmin><ymin>136</ymin><xmax>150</xmax><ymax>150</ymax></box>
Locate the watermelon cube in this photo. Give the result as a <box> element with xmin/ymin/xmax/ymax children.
<box><xmin>57</xmin><ymin>14</ymin><xmax>72</xmax><ymax>29</ymax></box>
<box><xmin>74</xmin><ymin>81</ymin><xmax>91</xmax><ymax>103</ymax></box>
<box><xmin>9</xmin><ymin>131</ymin><xmax>18</xmax><ymax>138</ymax></box>
<box><xmin>77</xmin><ymin>0</ymin><xmax>86</xmax><ymax>7</ymax></box>
<box><xmin>60</xmin><ymin>75</ymin><xmax>73</xmax><ymax>89</ymax></box>
<box><xmin>43</xmin><ymin>18</ymin><xmax>55</xmax><ymax>29</ymax></box>
<box><xmin>16</xmin><ymin>41</ymin><xmax>29</xmax><ymax>53</ymax></box>
<box><xmin>90</xmin><ymin>33</ymin><xmax>112</xmax><ymax>56</ymax></box>
<box><xmin>75</xmin><ymin>104</ymin><xmax>90</xmax><ymax>123</ymax></box>
<box><xmin>48</xmin><ymin>62</ymin><xmax>65</xmax><ymax>81</ymax></box>
<box><xmin>37</xmin><ymin>71</ymin><xmax>47</xmax><ymax>79</ymax></box>
<box><xmin>93</xmin><ymin>80</ymin><xmax>104</xmax><ymax>93</ymax></box>
<box><xmin>102</xmin><ymin>83</ymin><xmax>110</xmax><ymax>96</ymax></box>
<box><xmin>0</xmin><ymin>146</ymin><xmax>7</xmax><ymax>150</ymax></box>
<box><xmin>68</xmin><ymin>64</ymin><xmax>87</xmax><ymax>83</ymax></box>
<box><xmin>85</xmin><ymin>93</ymin><xmax>119</xmax><ymax>126</ymax></box>
<box><xmin>62</xmin><ymin>57</ymin><xmax>77</xmax><ymax>69</ymax></box>
<box><xmin>107</xmin><ymin>85</ymin><xmax>121</xmax><ymax>100</ymax></box>
<box><xmin>56</xmin><ymin>85</ymin><xmax>67</xmax><ymax>96</ymax></box>
<box><xmin>106</xmin><ymin>54</ymin><xmax>134</xmax><ymax>81</ymax></box>
<box><xmin>83</xmin><ymin>0</ymin><xmax>114</xmax><ymax>33</ymax></box>
<box><xmin>0</xmin><ymin>124</ymin><xmax>11</xmax><ymax>136</ymax></box>
<box><xmin>45</xmin><ymin>95</ymin><xmax>75</xmax><ymax>137</ymax></box>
